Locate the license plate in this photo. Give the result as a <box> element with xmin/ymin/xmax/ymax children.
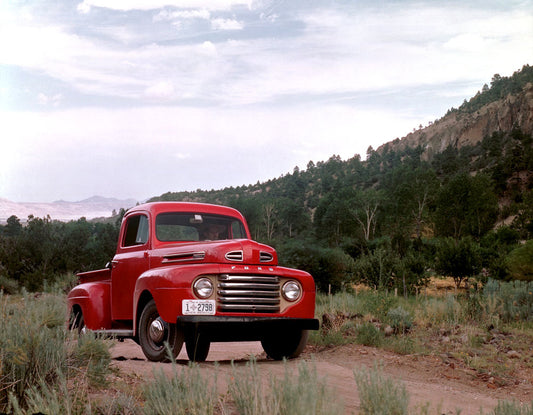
<box><xmin>182</xmin><ymin>300</ymin><xmax>216</xmax><ymax>315</ymax></box>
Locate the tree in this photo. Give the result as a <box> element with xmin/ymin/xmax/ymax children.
<box><xmin>350</xmin><ymin>189</ymin><xmax>383</xmax><ymax>241</ymax></box>
<box><xmin>434</xmin><ymin>173</ymin><xmax>498</xmax><ymax>238</ymax></box>
<box><xmin>353</xmin><ymin>247</ymin><xmax>400</xmax><ymax>290</ymax></box>
<box><xmin>505</xmin><ymin>240</ymin><xmax>533</xmax><ymax>281</ymax></box>
<box><xmin>262</xmin><ymin>202</ymin><xmax>277</xmax><ymax>241</ymax></box>
<box><xmin>435</xmin><ymin>237</ymin><xmax>482</xmax><ymax>288</ymax></box>
<box><xmin>4</xmin><ymin>216</ymin><xmax>22</xmax><ymax>237</ymax></box>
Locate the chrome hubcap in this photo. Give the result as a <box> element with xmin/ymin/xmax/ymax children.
<box><xmin>149</xmin><ymin>318</ymin><xmax>165</xmax><ymax>343</ymax></box>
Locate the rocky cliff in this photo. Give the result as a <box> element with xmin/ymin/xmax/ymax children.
<box><xmin>379</xmin><ymin>82</ymin><xmax>533</xmax><ymax>160</ymax></box>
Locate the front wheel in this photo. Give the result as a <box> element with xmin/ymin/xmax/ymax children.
<box><xmin>261</xmin><ymin>329</ymin><xmax>309</xmax><ymax>360</ymax></box>
<box><xmin>138</xmin><ymin>299</ymin><xmax>183</xmax><ymax>362</ymax></box>
<box><xmin>186</xmin><ymin>333</ymin><xmax>210</xmax><ymax>362</ymax></box>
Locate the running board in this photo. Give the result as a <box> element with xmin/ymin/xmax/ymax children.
<box><xmin>93</xmin><ymin>329</ymin><xmax>134</xmax><ymax>338</ymax></box>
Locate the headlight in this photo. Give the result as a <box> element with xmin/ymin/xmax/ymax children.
<box><xmin>193</xmin><ymin>278</ymin><xmax>214</xmax><ymax>299</ymax></box>
<box><xmin>282</xmin><ymin>281</ymin><xmax>301</xmax><ymax>302</ymax></box>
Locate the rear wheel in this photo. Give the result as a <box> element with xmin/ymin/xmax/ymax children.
<box><xmin>261</xmin><ymin>329</ymin><xmax>308</xmax><ymax>360</ymax></box>
<box><xmin>139</xmin><ymin>299</ymin><xmax>183</xmax><ymax>362</ymax></box>
<box><xmin>69</xmin><ymin>309</ymin><xmax>86</xmax><ymax>335</ymax></box>
<box><xmin>185</xmin><ymin>333</ymin><xmax>210</xmax><ymax>362</ymax></box>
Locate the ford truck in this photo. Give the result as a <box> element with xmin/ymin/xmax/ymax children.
<box><xmin>67</xmin><ymin>202</ymin><xmax>319</xmax><ymax>362</ymax></box>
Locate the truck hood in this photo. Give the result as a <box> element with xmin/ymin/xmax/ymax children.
<box><xmin>151</xmin><ymin>239</ymin><xmax>278</xmax><ymax>267</ymax></box>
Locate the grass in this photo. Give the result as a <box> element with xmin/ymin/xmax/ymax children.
<box><xmin>311</xmin><ymin>279</ymin><xmax>533</xmax><ymax>382</ymax></box>
<box><xmin>354</xmin><ymin>363</ymin><xmax>409</xmax><ymax>415</ymax></box>
<box><xmin>1</xmin><ymin>277</ymin><xmax>532</xmax><ymax>414</ymax></box>
<box><xmin>228</xmin><ymin>358</ymin><xmax>343</xmax><ymax>415</ymax></box>
<box><xmin>0</xmin><ymin>291</ymin><xmax>113</xmax><ymax>414</ymax></box>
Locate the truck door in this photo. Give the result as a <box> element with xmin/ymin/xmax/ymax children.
<box><xmin>111</xmin><ymin>213</ymin><xmax>150</xmax><ymax>321</ymax></box>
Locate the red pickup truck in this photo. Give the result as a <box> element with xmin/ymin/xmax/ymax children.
<box><xmin>67</xmin><ymin>202</ymin><xmax>319</xmax><ymax>362</ymax></box>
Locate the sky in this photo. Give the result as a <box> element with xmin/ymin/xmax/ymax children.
<box><xmin>0</xmin><ymin>0</ymin><xmax>532</xmax><ymax>203</ymax></box>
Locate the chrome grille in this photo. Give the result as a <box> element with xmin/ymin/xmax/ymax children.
<box><xmin>217</xmin><ymin>274</ymin><xmax>280</xmax><ymax>313</ymax></box>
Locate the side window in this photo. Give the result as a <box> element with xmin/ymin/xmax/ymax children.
<box><xmin>123</xmin><ymin>215</ymin><xmax>149</xmax><ymax>247</ymax></box>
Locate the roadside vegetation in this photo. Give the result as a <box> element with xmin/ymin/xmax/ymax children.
<box><xmin>1</xmin><ymin>282</ymin><xmax>532</xmax><ymax>414</ymax></box>
<box><xmin>312</xmin><ymin>279</ymin><xmax>533</xmax><ymax>387</ymax></box>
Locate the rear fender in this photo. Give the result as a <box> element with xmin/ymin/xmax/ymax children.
<box><xmin>67</xmin><ymin>282</ymin><xmax>111</xmax><ymax>330</ymax></box>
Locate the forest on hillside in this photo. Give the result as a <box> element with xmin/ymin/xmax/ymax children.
<box><xmin>1</xmin><ymin>66</ymin><xmax>532</xmax><ymax>293</ymax></box>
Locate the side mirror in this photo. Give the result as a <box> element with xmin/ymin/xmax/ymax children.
<box><xmin>106</xmin><ymin>261</ymin><xmax>113</xmax><ymax>270</ymax></box>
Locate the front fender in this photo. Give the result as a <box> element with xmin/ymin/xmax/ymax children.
<box><xmin>133</xmin><ymin>264</ymin><xmax>221</xmax><ymax>331</ymax></box>
<box><xmin>67</xmin><ymin>282</ymin><xmax>111</xmax><ymax>330</ymax></box>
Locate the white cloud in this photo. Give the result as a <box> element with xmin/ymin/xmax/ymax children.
<box><xmin>37</xmin><ymin>93</ymin><xmax>63</xmax><ymax>106</ymax></box>
<box><xmin>80</xmin><ymin>0</ymin><xmax>251</xmax><ymax>11</ymax></box>
<box><xmin>144</xmin><ymin>81</ymin><xmax>176</xmax><ymax>100</ymax></box>
<box><xmin>211</xmin><ymin>18</ymin><xmax>243</xmax><ymax>30</ymax></box>
<box><xmin>153</xmin><ymin>8</ymin><xmax>210</xmax><ymax>22</ymax></box>
<box><xmin>77</xmin><ymin>1</ymin><xmax>91</xmax><ymax>14</ymax></box>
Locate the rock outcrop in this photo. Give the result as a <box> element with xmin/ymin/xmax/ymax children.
<box><xmin>379</xmin><ymin>83</ymin><xmax>533</xmax><ymax>160</ymax></box>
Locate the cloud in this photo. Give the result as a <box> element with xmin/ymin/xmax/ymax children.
<box><xmin>144</xmin><ymin>81</ymin><xmax>176</xmax><ymax>100</ymax></box>
<box><xmin>78</xmin><ymin>0</ymin><xmax>251</xmax><ymax>11</ymax></box>
<box><xmin>211</xmin><ymin>18</ymin><xmax>243</xmax><ymax>30</ymax></box>
<box><xmin>37</xmin><ymin>92</ymin><xmax>63</xmax><ymax>106</ymax></box>
<box><xmin>3</xmin><ymin>2</ymin><xmax>532</xmax><ymax>108</ymax></box>
<box><xmin>153</xmin><ymin>8</ymin><xmax>210</xmax><ymax>21</ymax></box>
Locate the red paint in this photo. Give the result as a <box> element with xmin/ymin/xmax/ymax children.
<box><xmin>67</xmin><ymin>202</ymin><xmax>317</xmax><ymax>340</ymax></box>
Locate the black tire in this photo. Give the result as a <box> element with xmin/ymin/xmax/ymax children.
<box><xmin>185</xmin><ymin>333</ymin><xmax>210</xmax><ymax>362</ymax></box>
<box><xmin>138</xmin><ymin>299</ymin><xmax>184</xmax><ymax>362</ymax></box>
<box><xmin>261</xmin><ymin>329</ymin><xmax>309</xmax><ymax>360</ymax></box>
<box><xmin>69</xmin><ymin>309</ymin><xmax>86</xmax><ymax>335</ymax></box>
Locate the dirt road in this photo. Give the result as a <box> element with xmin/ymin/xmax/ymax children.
<box><xmin>110</xmin><ymin>340</ymin><xmax>532</xmax><ymax>414</ymax></box>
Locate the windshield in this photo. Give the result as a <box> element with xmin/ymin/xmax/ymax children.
<box><xmin>156</xmin><ymin>212</ymin><xmax>247</xmax><ymax>242</ymax></box>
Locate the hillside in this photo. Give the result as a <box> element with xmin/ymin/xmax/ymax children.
<box><xmin>380</xmin><ymin>67</ymin><xmax>533</xmax><ymax>160</ymax></box>
<box><xmin>151</xmin><ymin>65</ymin><xmax>533</xmax><ymax>212</ymax></box>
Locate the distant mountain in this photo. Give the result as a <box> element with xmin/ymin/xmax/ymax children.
<box><xmin>0</xmin><ymin>196</ymin><xmax>138</xmax><ymax>223</ymax></box>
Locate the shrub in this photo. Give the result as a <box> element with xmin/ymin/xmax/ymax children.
<box><xmin>362</xmin><ymin>291</ymin><xmax>399</xmax><ymax>321</ymax></box>
<box><xmin>0</xmin><ymin>292</ymin><xmax>113</xmax><ymax>413</ymax></box>
<box><xmin>356</xmin><ymin>322</ymin><xmax>383</xmax><ymax>347</ymax></box>
<box><xmin>0</xmin><ymin>292</ymin><xmax>68</xmax><ymax>410</ymax></box>
<box><xmin>490</xmin><ymin>400</ymin><xmax>533</xmax><ymax>415</ymax></box>
<box><xmin>483</xmin><ymin>279</ymin><xmax>533</xmax><ymax>322</ymax></box>
<box><xmin>506</xmin><ymin>240</ymin><xmax>533</xmax><ymax>281</ymax></box>
<box><xmin>354</xmin><ymin>363</ymin><xmax>409</xmax><ymax>415</ymax></box>
<box><xmin>143</xmin><ymin>361</ymin><xmax>218</xmax><ymax>415</ymax></box>
<box><xmin>73</xmin><ymin>332</ymin><xmax>112</xmax><ymax>387</ymax></box>
<box><xmin>228</xmin><ymin>358</ymin><xmax>342</xmax><ymax>415</ymax></box>
<box><xmin>386</xmin><ymin>306</ymin><xmax>413</xmax><ymax>334</ymax></box>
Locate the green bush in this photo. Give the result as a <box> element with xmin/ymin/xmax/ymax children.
<box><xmin>386</xmin><ymin>306</ymin><xmax>413</xmax><ymax>334</ymax></box>
<box><xmin>73</xmin><ymin>332</ymin><xmax>112</xmax><ymax>387</ymax></box>
<box><xmin>0</xmin><ymin>292</ymin><xmax>113</xmax><ymax>413</ymax></box>
<box><xmin>490</xmin><ymin>400</ymin><xmax>533</xmax><ymax>415</ymax></box>
<box><xmin>355</xmin><ymin>322</ymin><xmax>383</xmax><ymax>347</ymax></box>
<box><xmin>229</xmin><ymin>358</ymin><xmax>343</xmax><ymax>415</ymax></box>
<box><xmin>0</xmin><ymin>292</ymin><xmax>68</xmax><ymax>410</ymax></box>
<box><xmin>361</xmin><ymin>291</ymin><xmax>399</xmax><ymax>320</ymax></box>
<box><xmin>506</xmin><ymin>240</ymin><xmax>533</xmax><ymax>281</ymax></box>
<box><xmin>354</xmin><ymin>363</ymin><xmax>409</xmax><ymax>415</ymax></box>
<box><xmin>483</xmin><ymin>279</ymin><xmax>533</xmax><ymax>322</ymax></box>
<box><xmin>143</xmin><ymin>361</ymin><xmax>218</xmax><ymax>415</ymax></box>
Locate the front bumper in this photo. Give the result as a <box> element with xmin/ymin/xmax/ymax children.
<box><xmin>176</xmin><ymin>316</ymin><xmax>320</xmax><ymax>342</ymax></box>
